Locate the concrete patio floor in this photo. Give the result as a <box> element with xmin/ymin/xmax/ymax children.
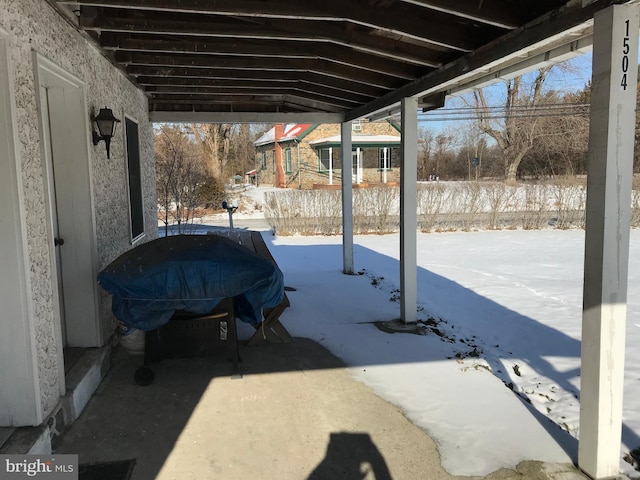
<box><xmin>55</xmin><ymin>336</ymin><xmax>590</xmax><ymax>480</ymax></box>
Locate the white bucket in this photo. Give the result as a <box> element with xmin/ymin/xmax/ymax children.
<box><xmin>119</xmin><ymin>324</ymin><xmax>145</xmax><ymax>355</ymax></box>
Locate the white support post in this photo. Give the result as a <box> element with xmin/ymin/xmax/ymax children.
<box><xmin>579</xmin><ymin>5</ymin><xmax>639</xmax><ymax>479</ymax></box>
<box><xmin>329</xmin><ymin>147</ymin><xmax>333</xmax><ymax>185</ymax></box>
<box><xmin>400</xmin><ymin>98</ymin><xmax>418</xmax><ymax>323</ymax></box>
<box><xmin>341</xmin><ymin>122</ymin><xmax>354</xmax><ymax>275</ymax></box>
<box><xmin>383</xmin><ymin>147</ymin><xmax>388</xmax><ymax>184</ymax></box>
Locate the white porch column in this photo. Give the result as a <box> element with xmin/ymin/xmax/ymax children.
<box><xmin>579</xmin><ymin>5</ymin><xmax>639</xmax><ymax>479</ymax></box>
<box><xmin>329</xmin><ymin>147</ymin><xmax>334</xmax><ymax>185</ymax></box>
<box><xmin>383</xmin><ymin>147</ymin><xmax>389</xmax><ymax>184</ymax></box>
<box><xmin>400</xmin><ymin>98</ymin><xmax>418</xmax><ymax>323</ymax></box>
<box><xmin>341</xmin><ymin>122</ymin><xmax>354</xmax><ymax>274</ymax></box>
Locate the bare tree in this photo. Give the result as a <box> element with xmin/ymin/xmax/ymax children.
<box><xmin>432</xmin><ymin>130</ymin><xmax>457</xmax><ymax>179</ymax></box>
<box><xmin>457</xmin><ymin>125</ymin><xmax>486</xmax><ymax>181</ymax></box>
<box><xmin>471</xmin><ymin>66</ymin><xmax>556</xmax><ymax>183</ymax></box>
<box><xmin>190</xmin><ymin>123</ymin><xmax>232</xmax><ymax>178</ymax></box>
<box><xmin>228</xmin><ymin>123</ymin><xmax>259</xmax><ymax>178</ymax></box>
<box><xmin>418</xmin><ymin>128</ymin><xmax>435</xmax><ymax>181</ymax></box>
<box><xmin>155</xmin><ymin>124</ymin><xmax>206</xmax><ymax>235</ymax></box>
<box><xmin>191</xmin><ymin>123</ymin><xmax>267</xmax><ymax>182</ymax></box>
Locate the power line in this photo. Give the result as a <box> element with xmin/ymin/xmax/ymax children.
<box><xmin>418</xmin><ymin>102</ymin><xmax>590</xmax><ymax>122</ymax></box>
<box><xmin>420</xmin><ymin>102</ymin><xmax>589</xmax><ymax>113</ymax></box>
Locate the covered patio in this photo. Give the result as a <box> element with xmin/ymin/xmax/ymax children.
<box><xmin>1</xmin><ymin>1</ymin><xmax>638</xmax><ymax>478</ymax></box>
<box><xmin>55</xmin><ymin>334</ymin><xmax>588</xmax><ymax>480</ymax></box>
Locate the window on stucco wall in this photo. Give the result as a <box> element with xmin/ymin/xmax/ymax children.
<box><xmin>125</xmin><ymin>117</ymin><xmax>144</xmax><ymax>242</ymax></box>
<box><xmin>261</xmin><ymin>151</ymin><xmax>267</xmax><ymax>169</ymax></box>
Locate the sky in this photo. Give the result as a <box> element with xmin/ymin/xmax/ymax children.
<box><xmin>417</xmin><ymin>50</ymin><xmax>596</xmax><ymax>136</ymax></box>
<box><xmin>420</xmin><ymin>40</ymin><xmax>638</xmax><ymax>137</ymax></box>
<box><xmin>207</xmin><ymin>187</ymin><xmax>640</xmax><ymax>479</ymax></box>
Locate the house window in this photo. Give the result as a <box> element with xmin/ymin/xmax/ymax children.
<box><xmin>285</xmin><ymin>148</ymin><xmax>293</xmax><ymax>173</ymax></box>
<box><xmin>125</xmin><ymin>117</ymin><xmax>144</xmax><ymax>241</ymax></box>
<box><xmin>318</xmin><ymin>148</ymin><xmax>332</xmax><ymax>172</ymax></box>
<box><xmin>261</xmin><ymin>151</ymin><xmax>267</xmax><ymax>169</ymax></box>
<box><xmin>378</xmin><ymin>147</ymin><xmax>391</xmax><ymax>171</ymax></box>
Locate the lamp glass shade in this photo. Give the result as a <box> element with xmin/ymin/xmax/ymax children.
<box><xmin>94</xmin><ymin>108</ymin><xmax>120</xmax><ymax>138</ymax></box>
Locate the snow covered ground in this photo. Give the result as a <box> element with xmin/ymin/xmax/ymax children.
<box><xmin>199</xmin><ymin>187</ymin><xmax>640</xmax><ymax>477</ymax></box>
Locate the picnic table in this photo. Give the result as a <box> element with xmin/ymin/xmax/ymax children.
<box><xmin>98</xmin><ymin>230</ymin><xmax>293</xmax><ymax>384</ymax></box>
<box><xmin>208</xmin><ymin>229</ymin><xmax>293</xmax><ymax>346</ymax></box>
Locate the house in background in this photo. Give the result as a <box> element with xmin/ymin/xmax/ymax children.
<box><xmin>254</xmin><ymin>120</ymin><xmax>402</xmax><ymax>189</ymax></box>
<box><xmin>1</xmin><ymin>0</ymin><xmax>156</xmax><ymax>451</ymax></box>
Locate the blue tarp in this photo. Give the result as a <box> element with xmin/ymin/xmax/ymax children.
<box><xmin>97</xmin><ymin>234</ymin><xmax>284</xmax><ymax>331</ymax></box>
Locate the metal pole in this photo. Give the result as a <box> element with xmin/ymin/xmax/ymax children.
<box><xmin>228</xmin><ymin>210</ymin><xmax>234</xmax><ymax>231</ymax></box>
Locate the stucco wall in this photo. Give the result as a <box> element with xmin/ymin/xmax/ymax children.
<box><xmin>1</xmin><ymin>0</ymin><xmax>156</xmax><ymax>420</ymax></box>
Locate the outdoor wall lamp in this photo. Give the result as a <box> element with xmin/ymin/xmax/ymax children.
<box><xmin>92</xmin><ymin>107</ymin><xmax>120</xmax><ymax>159</ymax></box>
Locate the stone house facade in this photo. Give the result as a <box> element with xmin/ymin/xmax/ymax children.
<box><xmin>254</xmin><ymin>120</ymin><xmax>402</xmax><ymax>189</ymax></box>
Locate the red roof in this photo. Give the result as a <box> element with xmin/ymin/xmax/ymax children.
<box><xmin>278</xmin><ymin>124</ymin><xmax>315</xmax><ymax>141</ymax></box>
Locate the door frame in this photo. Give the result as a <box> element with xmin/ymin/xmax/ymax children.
<box><xmin>34</xmin><ymin>53</ymin><xmax>101</xmax><ymax>357</ymax></box>
<box><xmin>0</xmin><ymin>29</ymin><xmax>43</xmax><ymax>426</ymax></box>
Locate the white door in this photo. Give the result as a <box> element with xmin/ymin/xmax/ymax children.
<box><xmin>37</xmin><ymin>56</ymin><xmax>101</xmax><ymax>349</ymax></box>
<box><xmin>40</xmin><ymin>86</ymin><xmax>69</xmax><ymax>345</ymax></box>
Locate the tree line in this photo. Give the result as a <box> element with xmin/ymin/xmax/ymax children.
<box><xmin>154</xmin><ymin>61</ymin><xmax>640</xmax><ymax>231</ymax></box>
<box><xmin>154</xmin><ymin>123</ymin><xmax>268</xmax><ymax>234</ymax></box>
<box><xmin>417</xmin><ymin>64</ymin><xmax>640</xmax><ymax>183</ymax></box>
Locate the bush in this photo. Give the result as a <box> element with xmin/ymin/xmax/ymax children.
<box><xmin>197</xmin><ymin>176</ymin><xmax>226</xmax><ymax>209</ymax></box>
<box><xmin>262</xmin><ymin>178</ymin><xmax>640</xmax><ymax>235</ymax></box>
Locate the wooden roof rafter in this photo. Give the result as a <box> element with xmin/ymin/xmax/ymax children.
<box><xmin>48</xmin><ymin>0</ymin><xmax>629</xmax><ymax>121</ymax></box>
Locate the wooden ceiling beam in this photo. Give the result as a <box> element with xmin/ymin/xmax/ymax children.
<box><xmin>396</xmin><ymin>0</ymin><xmax>524</xmax><ymax>29</ymax></box>
<box><xmin>138</xmin><ymin>77</ymin><xmax>375</xmax><ymax>104</ymax></box>
<box><xmin>148</xmin><ymin>93</ymin><xmax>346</xmax><ymax>113</ymax></box>
<box><xmin>136</xmin><ymin>76</ymin><xmax>297</xmax><ymax>87</ymax></box>
<box><xmin>49</xmin><ymin>0</ymin><xmax>609</xmax><ymax>120</ymax></box>
<box><xmin>148</xmin><ymin>110</ymin><xmax>346</xmax><ymax>123</ymax></box>
<box><xmin>128</xmin><ymin>66</ymin><xmax>391</xmax><ymax>97</ymax></box>
<box><xmin>148</xmin><ymin>89</ymin><xmax>359</xmax><ymax>109</ymax></box>
<box><xmin>99</xmin><ymin>33</ymin><xmax>425</xmax><ymax>79</ymax></box>
<box><xmin>346</xmin><ymin>0</ymin><xmax>609</xmax><ymax>120</ymax></box>
<box><xmin>115</xmin><ymin>52</ymin><xmax>406</xmax><ymax>90</ymax></box>
<box><xmin>62</xmin><ymin>0</ymin><xmax>479</xmax><ymax>51</ymax></box>
<box><xmin>84</xmin><ymin>16</ymin><xmax>442</xmax><ymax>67</ymax></box>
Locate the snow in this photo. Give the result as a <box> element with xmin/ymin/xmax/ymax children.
<box><xmin>261</xmin><ymin>230</ymin><xmax>640</xmax><ymax>478</ymax></box>
<box><xmin>200</xmin><ymin>187</ymin><xmax>640</xmax><ymax>477</ymax></box>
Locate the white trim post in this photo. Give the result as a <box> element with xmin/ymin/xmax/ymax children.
<box><xmin>341</xmin><ymin>122</ymin><xmax>354</xmax><ymax>274</ymax></box>
<box><xmin>329</xmin><ymin>147</ymin><xmax>333</xmax><ymax>185</ymax></box>
<box><xmin>0</xmin><ymin>33</ymin><xmax>42</xmax><ymax>426</ymax></box>
<box><xmin>383</xmin><ymin>147</ymin><xmax>389</xmax><ymax>184</ymax></box>
<box><xmin>400</xmin><ymin>98</ymin><xmax>418</xmax><ymax>323</ymax></box>
<box><xmin>579</xmin><ymin>5</ymin><xmax>639</xmax><ymax>479</ymax></box>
